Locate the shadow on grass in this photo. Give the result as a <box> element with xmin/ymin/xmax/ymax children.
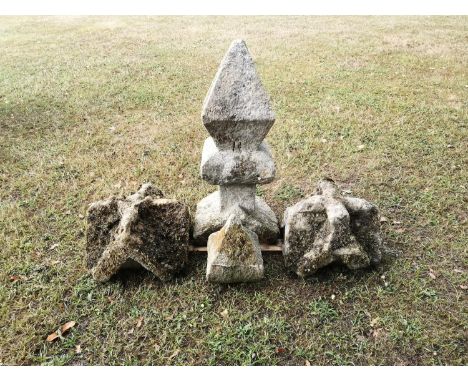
<box><xmin>106</xmin><ymin>243</ymin><xmax>398</xmax><ymax>293</ymax></box>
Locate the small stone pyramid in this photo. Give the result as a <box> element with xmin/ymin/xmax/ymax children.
<box><xmin>206</xmin><ymin>215</ymin><xmax>264</xmax><ymax>283</ymax></box>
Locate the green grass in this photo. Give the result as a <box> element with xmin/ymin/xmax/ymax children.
<box><xmin>0</xmin><ymin>16</ymin><xmax>467</xmax><ymax>365</ymax></box>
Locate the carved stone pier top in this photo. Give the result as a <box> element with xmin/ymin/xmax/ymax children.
<box><xmin>193</xmin><ymin>39</ymin><xmax>280</xmax><ymax>245</ymax></box>
<box><xmin>282</xmin><ymin>179</ymin><xmax>383</xmax><ymax>277</ymax></box>
<box><xmin>86</xmin><ymin>183</ymin><xmax>190</xmax><ymax>282</ymax></box>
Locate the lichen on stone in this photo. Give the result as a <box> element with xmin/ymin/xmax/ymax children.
<box><xmin>85</xmin><ymin>183</ymin><xmax>190</xmax><ymax>282</ymax></box>
<box><xmin>217</xmin><ymin>222</ymin><xmax>257</xmax><ymax>264</ymax></box>
<box><xmin>282</xmin><ymin>179</ymin><xmax>383</xmax><ymax>277</ymax></box>
<box><xmin>206</xmin><ymin>215</ymin><xmax>264</xmax><ymax>283</ymax></box>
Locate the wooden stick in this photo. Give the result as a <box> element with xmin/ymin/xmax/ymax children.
<box><xmin>189</xmin><ymin>241</ymin><xmax>283</xmax><ymax>253</ymax></box>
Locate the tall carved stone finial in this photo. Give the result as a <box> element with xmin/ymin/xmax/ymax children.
<box><xmin>193</xmin><ymin>39</ymin><xmax>280</xmax><ymax>246</ymax></box>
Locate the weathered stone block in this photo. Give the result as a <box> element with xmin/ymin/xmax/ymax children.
<box><xmin>219</xmin><ymin>184</ymin><xmax>256</xmax><ymax>211</ymax></box>
<box><xmin>86</xmin><ymin>183</ymin><xmax>190</xmax><ymax>282</ymax></box>
<box><xmin>206</xmin><ymin>215</ymin><xmax>264</xmax><ymax>283</ymax></box>
<box><xmin>282</xmin><ymin>179</ymin><xmax>383</xmax><ymax>277</ymax></box>
<box><xmin>200</xmin><ymin>137</ymin><xmax>275</xmax><ymax>185</ymax></box>
<box><xmin>193</xmin><ymin>190</ymin><xmax>279</xmax><ymax>245</ymax></box>
<box><xmin>86</xmin><ymin>197</ymin><xmax>121</xmax><ymax>270</ymax></box>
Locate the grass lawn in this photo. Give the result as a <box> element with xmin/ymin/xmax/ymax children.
<box><xmin>0</xmin><ymin>16</ymin><xmax>466</xmax><ymax>365</ymax></box>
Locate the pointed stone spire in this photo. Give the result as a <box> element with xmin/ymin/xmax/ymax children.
<box><xmin>193</xmin><ymin>40</ymin><xmax>280</xmax><ymax>247</ymax></box>
<box><xmin>202</xmin><ymin>39</ymin><xmax>275</xmax><ymax>151</ymax></box>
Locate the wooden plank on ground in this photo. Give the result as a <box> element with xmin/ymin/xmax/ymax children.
<box><xmin>189</xmin><ymin>241</ymin><xmax>283</xmax><ymax>253</ymax></box>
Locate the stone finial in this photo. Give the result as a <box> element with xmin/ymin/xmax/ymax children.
<box><xmin>193</xmin><ymin>39</ymin><xmax>280</xmax><ymax>246</ymax></box>
<box><xmin>86</xmin><ymin>183</ymin><xmax>190</xmax><ymax>282</ymax></box>
<box><xmin>206</xmin><ymin>215</ymin><xmax>264</xmax><ymax>283</ymax></box>
<box><xmin>282</xmin><ymin>179</ymin><xmax>383</xmax><ymax>277</ymax></box>
<box><xmin>202</xmin><ymin>39</ymin><xmax>275</xmax><ymax>151</ymax></box>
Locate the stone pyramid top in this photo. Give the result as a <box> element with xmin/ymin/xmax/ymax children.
<box><xmin>201</xmin><ymin>40</ymin><xmax>275</xmax><ymax>151</ymax></box>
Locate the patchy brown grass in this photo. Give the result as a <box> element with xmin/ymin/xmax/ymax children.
<box><xmin>0</xmin><ymin>16</ymin><xmax>467</xmax><ymax>365</ymax></box>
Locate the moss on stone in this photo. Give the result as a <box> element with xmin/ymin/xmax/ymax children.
<box><xmin>217</xmin><ymin>223</ymin><xmax>256</xmax><ymax>263</ymax></box>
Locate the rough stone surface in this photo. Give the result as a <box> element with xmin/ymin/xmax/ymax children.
<box><xmin>282</xmin><ymin>179</ymin><xmax>383</xmax><ymax>277</ymax></box>
<box><xmin>202</xmin><ymin>39</ymin><xmax>275</xmax><ymax>151</ymax></box>
<box><xmin>194</xmin><ymin>39</ymin><xmax>279</xmax><ymax>247</ymax></box>
<box><xmin>200</xmin><ymin>137</ymin><xmax>275</xmax><ymax>185</ymax></box>
<box><xmin>86</xmin><ymin>183</ymin><xmax>190</xmax><ymax>282</ymax></box>
<box><xmin>219</xmin><ymin>184</ymin><xmax>256</xmax><ymax>211</ymax></box>
<box><xmin>86</xmin><ymin>197</ymin><xmax>121</xmax><ymax>270</ymax></box>
<box><xmin>206</xmin><ymin>215</ymin><xmax>264</xmax><ymax>283</ymax></box>
<box><xmin>193</xmin><ymin>191</ymin><xmax>279</xmax><ymax>245</ymax></box>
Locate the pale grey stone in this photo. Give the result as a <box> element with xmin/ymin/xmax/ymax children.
<box><xmin>194</xmin><ymin>39</ymin><xmax>279</xmax><ymax>249</ymax></box>
<box><xmin>202</xmin><ymin>39</ymin><xmax>275</xmax><ymax>151</ymax></box>
<box><xmin>282</xmin><ymin>179</ymin><xmax>383</xmax><ymax>277</ymax></box>
<box><xmin>206</xmin><ymin>215</ymin><xmax>264</xmax><ymax>283</ymax></box>
<box><xmin>220</xmin><ymin>184</ymin><xmax>256</xmax><ymax>211</ymax></box>
<box><xmin>86</xmin><ymin>183</ymin><xmax>190</xmax><ymax>282</ymax></box>
<box><xmin>124</xmin><ymin>182</ymin><xmax>164</xmax><ymax>204</ymax></box>
<box><xmin>200</xmin><ymin>137</ymin><xmax>275</xmax><ymax>185</ymax></box>
<box><xmin>193</xmin><ymin>190</ymin><xmax>279</xmax><ymax>245</ymax></box>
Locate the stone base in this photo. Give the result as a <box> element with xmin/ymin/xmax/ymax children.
<box><xmin>206</xmin><ymin>215</ymin><xmax>264</xmax><ymax>283</ymax></box>
<box><xmin>219</xmin><ymin>184</ymin><xmax>256</xmax><ymax>211</ymax></box>
<box><xmin>193</xmin><ymin>190</ymin><xmax>279</xmax><ymax>245</ymax></box>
